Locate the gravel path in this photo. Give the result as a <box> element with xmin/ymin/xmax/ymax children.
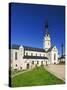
<box><xmin>44</xmin><ymin>64</ymin><xmax>65</xmax><ymax>81</ymax></box>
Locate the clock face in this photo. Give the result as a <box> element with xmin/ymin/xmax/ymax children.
<box><xmin>45</xmin><ymin>36</ymin><xmax>50</xmax><ymax>40</ymax></box>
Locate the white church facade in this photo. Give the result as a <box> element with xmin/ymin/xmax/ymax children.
<box><xmin>10</xmin><ymin>21</ymin><xmax>59</xmax><ymax>70</ymax></box>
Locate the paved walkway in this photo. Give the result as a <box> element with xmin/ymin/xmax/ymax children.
<box><xmin>44</xmin><ymin>64</ymin><xmax>65</xmax><ymax>81</ymax></box>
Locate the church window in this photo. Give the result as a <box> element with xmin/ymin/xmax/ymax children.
<box><xmin>36</xmin><ymin>53</ymin><xmax>37</xmax><ymax>56</ymax></box>
<box><xmin>26</xmin><ymin>52</ymin><xmax>28</xmax><ymax>56</ymax></box>
<box><xmin>16</xmin><ymin>64</ymin><xmax>17</xmax><ymax>67</ymax></box>
<box><xmin>54</xmin><ymin>53</ymin><xmax>56</xmax><ymax>60</ymax></box>
<box><xmin>41</xmin><ymin>61</ymin><xmax>43</xmax><ymax>65</ymax></box>
<box><xmin>32</xmin><ymin>61</ymin><xmax>34</xmax><ymax>65</ymax></box>
<box><xmin>31</xmin><ymin>53</ymin><xmax>33</xmax><ymax>56</ymax></box>
<box><xmin>15</xmin><ymin>52</ymin><xmax>17</xmax><ymax>60</ymax></box>
<box><xmin>37</xmin><ymin>61</ymin><xmax>39</xmax><ymax>64</ymax></box>
<box><xmin>20</xmin><ymin>67</ymin><xmax>22</xmax><ymax>69</ymax></box>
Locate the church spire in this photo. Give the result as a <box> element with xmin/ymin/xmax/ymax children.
<box><xmin>43</xmin><ymin>20</ymin><xmax>51</xmax><ymax>50</ymax></box>
<box><xmin>45</xmin><ymin>20</ymin><xmax>48</xmax><ymax>35</ymax></box>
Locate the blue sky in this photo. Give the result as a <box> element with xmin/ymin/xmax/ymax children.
<box><xmin>10</xmin><ymin>3</ymin><xmax>65</xmax><ymax>56</ymax></box>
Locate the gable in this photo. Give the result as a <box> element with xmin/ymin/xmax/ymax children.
<box><xmin>47</xmin><ymin>45</ymin><xmax>58</xmax><ymax>52</ymax></box>
<box><xmin>11</xmin><ymin>44</ymin><xmax>20</xmax><ymax>50</ymax></box>
<box><xmin>52</xmin><ymin>46</ymin><xmax>58</xmax><ymax>52</ymax></box>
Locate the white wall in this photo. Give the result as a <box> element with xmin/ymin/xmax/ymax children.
<box><xmin>11</xmin><ymin>49</ymin><xmax>20</xmax><ymax>70</ymax></box>
<box><xmin>11</xmin><ymin>47</ymin><xmax>49</xmax><ymax>70</ymax></box>
<box><xmin>11</xmin><ymin>46</ymin><xmax>24</xmax><ymax>70</ymax></box>
<box><xmin>47</xmin><ymin>51</ymin><xmax>51</xmax><ymax>64</ymax></box>
<box><xmin>51</xmin><ymin>46</ymin><xmax>58</xmax><ymax>64</ymax></box>
<box><xmin>25</xmin><ymin>50</ymin><xmax>47</xmax><ymax>57</ymax></box>
<box><xmin>11</xmin><ymin>46</ymin><xmax>59</xmax><ymax>70</ymax></box>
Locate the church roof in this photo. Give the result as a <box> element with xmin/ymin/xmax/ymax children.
<box><xmin>47</xmin><ymin>46</ymin><xmax>55</xmax><ymax>52</ymax></box>
<box><xmin>23</xmin><ymin>55</ymin><xmax>48</xmax><ymax>59</ymax></box>
<box><xmin>11</xmin><ymin>44</ymin><xmax>20</xmax><ymax>50</ymax></box>
<box><xmin>11</xmin><ymin>44</ymin><xmax>46</xmax><ymax>52</ymax></box>
<box><xmin>11</xmin><ymin>44</ymin><xmax>55</xmax><ymax>53</ymax></box>
<box><xmin>23</xmin><ymin>46</ymin><xmax>46</xmax><ymax>52</ymax></box>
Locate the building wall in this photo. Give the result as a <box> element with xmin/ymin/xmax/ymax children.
<box><xmin>11</xmin><ymin>49</ymin><xmax>20</xmax><ymax>70</ymax></box>
<box><xmin>11</xmin><ymin>45</ymin><xmax>59</xmax><ymax>70</ymax></box>
<box><xmin>58</xmin><ymin>57</ymin><xmax>65</xmax><ymax>63</ymax></box>
<box><xmin>50</xmin><ymin>46</ymin><xmax>58</xmax><ymax>64</ymax></box>
<box><xmin>11</xmin><ymin>46</ymin><xmax>49</xmax><ymax>70</ymax></box>
<box><xmin>47</xmin><ymin>51</ymin><xmax>51</xmax><ymax>64</ymax></box>
<box><xmin>22</xmin><ymin>59</ymin><xmax>48</xmax><ymax>70</ymax></box>
<box><xmin>25</xmin><ymin>50</ymin><xmax>46</xmax><ymax>57</ymax></box>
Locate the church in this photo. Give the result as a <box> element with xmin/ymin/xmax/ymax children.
<box><xmin>10</xmin><ymin>21</ymin><xmax>59</xmax><ymax>70</ymax></box>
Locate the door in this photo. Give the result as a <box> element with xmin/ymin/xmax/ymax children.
<box><xmin>54</xmin><ymin>62</ymin><xmax>56</xmax><ymax>64</ymax></box>
<box><xmin>41</xmin><ymin>61</ymin><xmax>43</xmax><ymax>66</ymax></box>
<box><xmin>27</xmin><ymin>63</ymin><xmax>29</xmax><ymax>69</ymax></box>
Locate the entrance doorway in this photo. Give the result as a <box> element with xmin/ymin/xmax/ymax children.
<box><xmin>54</xmin><ymin>62</ymin><xmax>56</xmax><ymax>64</ymax></box>
<box><xmin>27</xmin><ymin>63</ymin><xmax>29</xmax><ymax>69</ymax></box>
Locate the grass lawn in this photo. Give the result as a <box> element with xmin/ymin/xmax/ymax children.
<box><xmin>11</xmin><ymin>66</ymin><xmax>64</xmax><ymax>87</ymax></box>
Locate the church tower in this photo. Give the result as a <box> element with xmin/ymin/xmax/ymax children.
<box><xmin>61</xmin><ymin>44</ymin><xmax>65</xmax><ymax>57</ymax></box>
<box><xmin>43</xmin><ymin>21</ymin><xmax>51</xmax><ymax>51</ymax></box>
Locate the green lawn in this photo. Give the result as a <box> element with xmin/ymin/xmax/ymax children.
<box><xmin>11</xmin><ymin>66</ymin><xmax>64</xmax><ymax>87</ymax></box>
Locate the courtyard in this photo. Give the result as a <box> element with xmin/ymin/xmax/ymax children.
<box><xmin>11</xmin><ymin>66</ymin><xmax>64</xmax><ymax>87</ymax></box>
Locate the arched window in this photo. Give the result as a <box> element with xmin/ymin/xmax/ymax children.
<box><xmin>31</xmin><ymin>53</ymin><xmax>33</xmax><ymax>56</ymax></box>
<box><xmin>16</xmin><ymin>64</ymin><xmax>17</xmax><ymax>67</ymax></box>
<box><xmin>36</xmin><ymin>53</ymin><xmax>37</xmax><ymax>56</ymax></box>
<box><xmin>32</xmin><ymin>61</ymin><xmax>34</xmax><ymax>65</ymax></box>
<box><xmin>26</xmin><ymin>52</ymin><xmax>28</xmax><ymax>56</ymax></box>
<box><xmin>41</xmin><ymin>61</ymin><xmax>43</xmax><ymax>65</ymax></box>
<box><xmin>40</xmin><ymin>54</ymin><xmax>41</xmax><ymax>56</ymax></box>
<box><xmin>37</xmin><ymin>61</ymin><xmax>39</xmax><ymax>64</ymax></box>
<box><xmin>54</xmin><ymin>53</ymin><xmax>56</xmax><ymax>60</ymax></box>
<box><xmin>15</xmin><ymin>52</ymin><xmax>17</xmax><ymax>60</ymax></box>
